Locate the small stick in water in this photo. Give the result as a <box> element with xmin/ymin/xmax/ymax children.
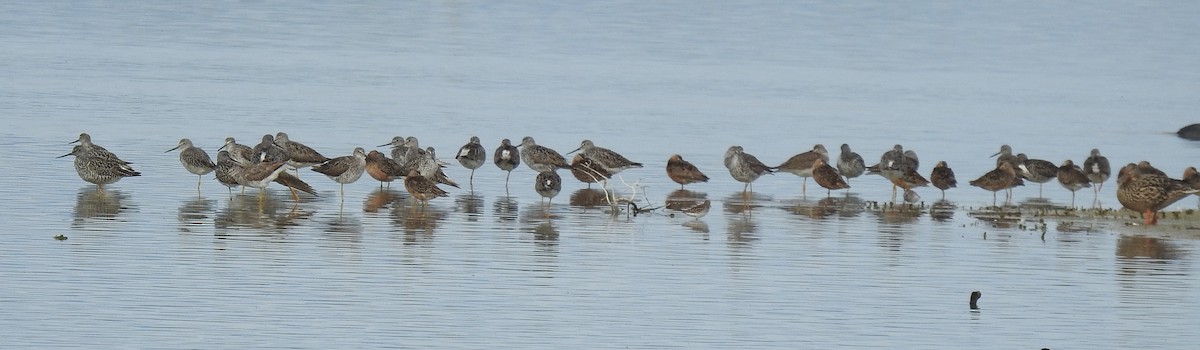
<box><xmin>970</xmin><ymin>291</ymin><xmax>982</xmax><ymax>310</ymax></box>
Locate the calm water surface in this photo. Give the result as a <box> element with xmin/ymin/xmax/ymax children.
<box><xmin>2</xmin><ymin>1</ymin><xmax>1200</xmax><ymax>349</ymax></box>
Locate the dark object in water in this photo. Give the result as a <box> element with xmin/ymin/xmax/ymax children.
<box><xmin>1177</xmin><ymin>124</ymin><xmax>1200</xmax><ymax>140</ymax></box>
<box><xmin>970</xmin><ymin>291</ymin><xmax>981</xmax><ymax>310</ymax></box>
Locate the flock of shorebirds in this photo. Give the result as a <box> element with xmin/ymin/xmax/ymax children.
<box><xmin>58</xmin><ymin>132</ymin><xmax>1200</xmax><ymax>225</ymax></box>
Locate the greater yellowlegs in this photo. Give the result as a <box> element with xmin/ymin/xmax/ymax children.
<box><xmin>519</xmin><ymin>136</ymin><xmax>570</xmax><ymax>173</ymax></box>
<box><xmin>404</xmin><ymin>169</ymin><xmax>448</xmax><ymax>207</ymax></box>
<box><xmin>1116</xmin><ymin>163</ymin><xmax>1199</xmax><ymax>225</ymax></box>
<box><xmin>970</xmin><ymin>163</ymin><xmax>1022</xmax><ymax>206</ymax></box>
<box><xmin>1083</xmin><ymin>148</ymin><xmax>1110</xmax><ymax>195</ymax></box>
<box><xmin>166</xmin><ymin>138</ymin><xmax>216</xmax><ymax>191</ymax></box>
<box><xmin>214</xmin><ymin>150</ymin><xmax>241</xmax><ymax>196</ymax></box>
<box><xmin>666</xmin><ymin>154</ymin><xmax>709</xmax><ymax>188</ymax></box>
<box><xmin>69</xmin><ymin>133</ymin><xmax>129</xmax><ymax>165</ymax></box>
<box><xmin>365</xmin><ymin>150</ymin><xmax>405</xmax><ymax>188</ymax></box>
<box><xmin>930</xmin><ymin>161</ymin><xmax>957</xmax><ymax>200</ymax></box>
<box><xmin>493</xmin><ymin>138</ymin><xmax>521</xmax><ymax>191</ymax></box>
<box><xmin>421</xmin><ymin>147</ymin><xmax>460</xmax><ymax>189</ymax></box>
<box><xmin>1016</xmin><ymin>153</ymin><xmax>1058</xmax><ymax>197</ymax></box>
<box><xmin>311</xmin><ymin>147</ymin><xmax>367</xmax><ymax>198</ymax></box>
<box><xmin>218</xmin><ymin>137</ymin><xmax>255</xmax><ymax>163</ymax></box>
<box><xmin>230</xmin><ymin>153</ymin><xmax>316</xmax><ymax>201</ymax></box>
<box><xmin>567</xmin><ymin>140</ymin><xmax>643</xmax><ymax>174</ymax></box>
<box><xmin>810</xmin><ymin>158</ymin><xmax>848</xmax><ymax>197</ymax></box>
<box><xmin>377</xmin><ymin>136</ymin><xmax>407</xmax><ymax>162</ymax></box>
<box><xmin>58</xmin><ymin>145</ymin><xmax>140</xmax><ymax>193</ymax></box>
<box><xmin>251</xmin><ymin>134</ymin><xmax>288</xmax><ymax>163</ymax></box>
<box><xmin>535</xmin><ymin>170</ymin><xmax>562</xmax><ymax>206</ymax></box>
<box><xmin>274</xmin><ymin>132</ymin><xmax>330</xmax><ymax>170</ymax></box>
<box><xmin>836</xmin><ymin>144</ymin><xmax>865</xmax><ymax>185</ymax></box>
<box><xmin>991</xmin><ymin>144</ymin><xmax>1019</xmax><ymax>169</ymax></box>
<box><xmin>1056</xmin><ymin>159</ymin><xmax>1091</xmax><ymax>206</ymax></box>
<box><xmin>775</xmin><ymin>144</ymin><xmax>829</xmax><ymax>196</ymax></box>
<box><xmin>455</xmin><ymin>136</ymin><xmax>487</xmax><ymax>185</ymax></box>
<box><xmin>724</xmin><ymin>146</ymin><xmax>774</xmax><ymax>194</ymax></box>
<box><xmin>569</xmin><ymin>154</ymin><xmax>611</xmax><ymax>188</ymax></box>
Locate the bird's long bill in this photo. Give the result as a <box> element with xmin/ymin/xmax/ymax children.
<box><xmin>165</xmin><ymin>145</ymin><xmax>182</xmax><ymax>153</ymax></box>
<box><xmin>68</xmin><ymin>138</ymin><xmax>81</xmax><ymax>145</ymax></box>
<box><xmin>56</xmin><ymin>152</ymin><xmax>72</xmax><ymax>158</ymax></box>
<box><xmin>217</xmin><ymin>143</ymin><xmax>228</xmax><ymax>152</ymax></box>
<box><xmin>376</xmin><ymin>142</ymin><xmax>392</xmax><ymax>147</ymax></box>
<box><xmin>566</xmin><ymin>147</ymin><xmax>582</xmax><ymax>155</ymax></box>
<box><xmin>989</xmin><ymin>151</ymin><xmax>1000</xmax><ymax>158</ymax></box>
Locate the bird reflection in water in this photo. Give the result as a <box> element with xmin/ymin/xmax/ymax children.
<box><xmin>72</xmin><ymin>187</ymin><xmax>130</xmax><ymax>227</ymax></box>
<box><xmin>455</xmin><ymin>192</ymin><xmax>484</xmax><ymax>221</ymax></box>
<box><xmin>665</xmin><ymin>189</ymin><xmax>707</xmax><ymax>211</ymax></box>
<box><xmin>1116</xmin><ymin>236</ymin><xmax>1185</xmax><ymax>285</ymax></box>
<box><xmin>967</xmin><ymin>206</ymin><xmax>1021</xmax><ymax>229</ymax></box>
<box><xmin>493</xmin><ymin>196</ymin><xmax>519</xmax><ymax>223</ymax></box>
<box><xmin>214</xmin><ymin>192</ymin><xmax>312</xmax><ymax>231</ymax></box>
<box><xmin>177</xmin><ymin>197</ymin><xmax>215</xmax><ymax>230</ymax></box>
<box><xmin>929</xmin><ymin>199</ymin><xmax>956</xmax><ymax>222</ymax></box>
<box><xmin>1117</xmin><ymin>235</ymin><xmax>1181</xmax><ymax>260</ymax></box>
<box><xmin>724</xmin><ymin>192</ymin><xmax>769</xmax><ymax>214</ymax></box>
<box><xmin>532</xmin><ymin>221</ymin><xmax>559</xmax><ymax>247</ymax></box>
<box><xmin>727</xmin><ymin>213</ymin><xmax>758</xmax><ymax>244</ymax></box>
<box><xmin>570</xmin><ymin>188</ymin><xmax>610</xmax><ymax>208</ymax></box>
<box><xmin>363</xmin><ymin>188</ymin><xmax>405</xmax><ymax>213</ymax></box>
<box><xmin>784</xmin><ymin>196</ymin><xmax>856</xmax><ymax>219</ymax></box>
<box><xmin>392</xmin><ymin>198</ymin><xmax>447</xmax><ymax>243</ymax></box>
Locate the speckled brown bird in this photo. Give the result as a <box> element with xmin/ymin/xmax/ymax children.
<box><xmin>1182</xmin><ymin>167</ymin><xmax>1200</xmax><ymax>191</ymax></box>
<box><xmin>666</xmin><ymin>154</ymin><xmax>709</xmax><ymax>188</ymax></box>
<box><xmin>775</xmin><ymin>144</ymin><xmax>829</xmax><ymax>196</ymax></box>
<box><xmin>570</xmin><ymin>154</ymin><xmax>611</xmax><ymax>188</ymax></box>
<box><xmin>970</xmin><ymin>162</ymin><xmax>1023</xmax><ymax>205</ymax></box>
<box><xmin>404</xmin><ymin>169</ymin><xmax>448</xmax><ymax>207</ymax></box>
<box><xmin>1056</xmin><ymin>159</ymin><xmax>1091</xmax><ymax>206</ymax></box>
<box><xmin>930</xmin><ymin>161</ymin><xmax>957</xmax><ymax>199</ymax></box>
<box><xmin>811</xmin><ymin>158</ymin><xmax>848</xmax><ymax>197</ymax></box>
<box><xmin>1116</xmin><ymin>163</ymin><xmax>1199</xmax><ymax>225</ymax></box>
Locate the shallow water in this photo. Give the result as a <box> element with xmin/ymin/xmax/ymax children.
<box><xmin>3</xmin><ymin>1</ymin><xmax>1200</xmax><ymax>349</ymax></box>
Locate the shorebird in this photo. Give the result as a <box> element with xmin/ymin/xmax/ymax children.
<box><xmin>404</xmin><ymin>169</ymin><xmax>448</xmax><ymax>208</ymax></box>
<box><xmin>69</xmin><ymin>133</ymin><xmax>129</xmax><ymax>165</ymax></box>
<box><xmin>811</xmin><ymin>158</ymin><xmax>848</xmax><ymax>197</ymax></box>
<box><xmin>455</xmin><ymin>136</ymin><xmax>487</xmax><ymax>185</ymax></box>
<box><xmin>493</xmin><ymin>138</ymin><xmax>521</xmax><ymax>190</ymax></box>
<box><xmin>567</xmin><ymin>140</ymin><xmax>643</xmax><ymax>175</ymax></box>
<box><xmin>970</xmin><ymin>163</ymin><xmax>1023</xmax><ymax>206</ymax></box>
<box><xmin>58</xmin><ymin>145</ymin><xmax>140</xmax><ymax>193</ymax></box>
<box><xmin>724</xmin><ymin>146</ymin><xmax>774</xmax><ymax>194</ymax></box>
<box><xmin>775</xmin><ymin>144</ymin><xmax>829</xmax><ymax>196</ymax></box>
<box><xmin>274</xmin><ymin>132</ymin><xmax>330</xmax><ymax>171</ymax></box>
<box><xmin>836</xmin><ymin>144</ymin><xmax>865</xmax><ymax>185</ymax></box>
<box><xmin>166</xmin><ymin>138</ymin><xmax>216</xmax><ymax>191</ymax></box>
<box><xmin>311</xmin><ymin>147</ymin><xmax>367</xmax><ymax>198</ymax></box>
<box><xmin>365</xmin><ymin>150</ymin><xmax>406</xmax><ymax>188</ymax></box>
<box><xmin>666</xmin><ymin>154</ymin><xmax>709</xmax><ymax>189</ymax></box>
<box><xmin>1016</xmin><ymin>153</ymin><xmax>1058</xmax><ymax>197</ymax></box>
<box><xmin>991</xmin><ymin>144</ymin><xmax>1020</xmax><ymax>169</ymax></box>
<box><xmin>519</xmin><ymin>136</ymin><xmax>570</xmax><ymax>173</ymax></box>
<box><xmin>213</xmin><ymin>151</ymin><xmax>242</xmax><ymax>196</ymax></box>
<box><xmin>251</xmin><ymin>134</ymin><xmax>288</xmax><ymax>163</ymax></box>
<box><xmin>420</xmin><ymin>147</ymin><xmax>460</xmax><ymax>189</ymax></box>
<box><xmin>377</xmin><ymin>136</ymin><xmax>408</xmax><ymax>163</ymax></box>
<box><xmin>1056</xmin><ymin>159</ymin><xmax>1091</xmax><ymax>206</ymax></box>
<box><xmin>218</xmin><ymin>137</ymin><xmax>255</xmax><ymax>162</ymax></box>
<box><xmin>535</xmin><ymin>170</ymin><xmax>563</xmax><ymax>206</ymax></box>
<box><xmin>233</xmin><ymin>157</ymin><xmax>315</xmax><ymax>202</ymax></box>
<box><xmin>1083</xmin><ymin>148</ymin><xmax>1110</xmax><ymax>195</ymax></box>
<box><xmin>930</xmin><ymin>161</ymin><xmax>957</xmax><ymax>199</ymax></box>
<box><xmin>570</xmin><ymin>154</ymin><xmax>611</xmax><ymax>188</ymax></box>
<box><xmin>1116</xmin><ymin>163</ymin><xmax>1199</xmax><ymax>225</ymax></box>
